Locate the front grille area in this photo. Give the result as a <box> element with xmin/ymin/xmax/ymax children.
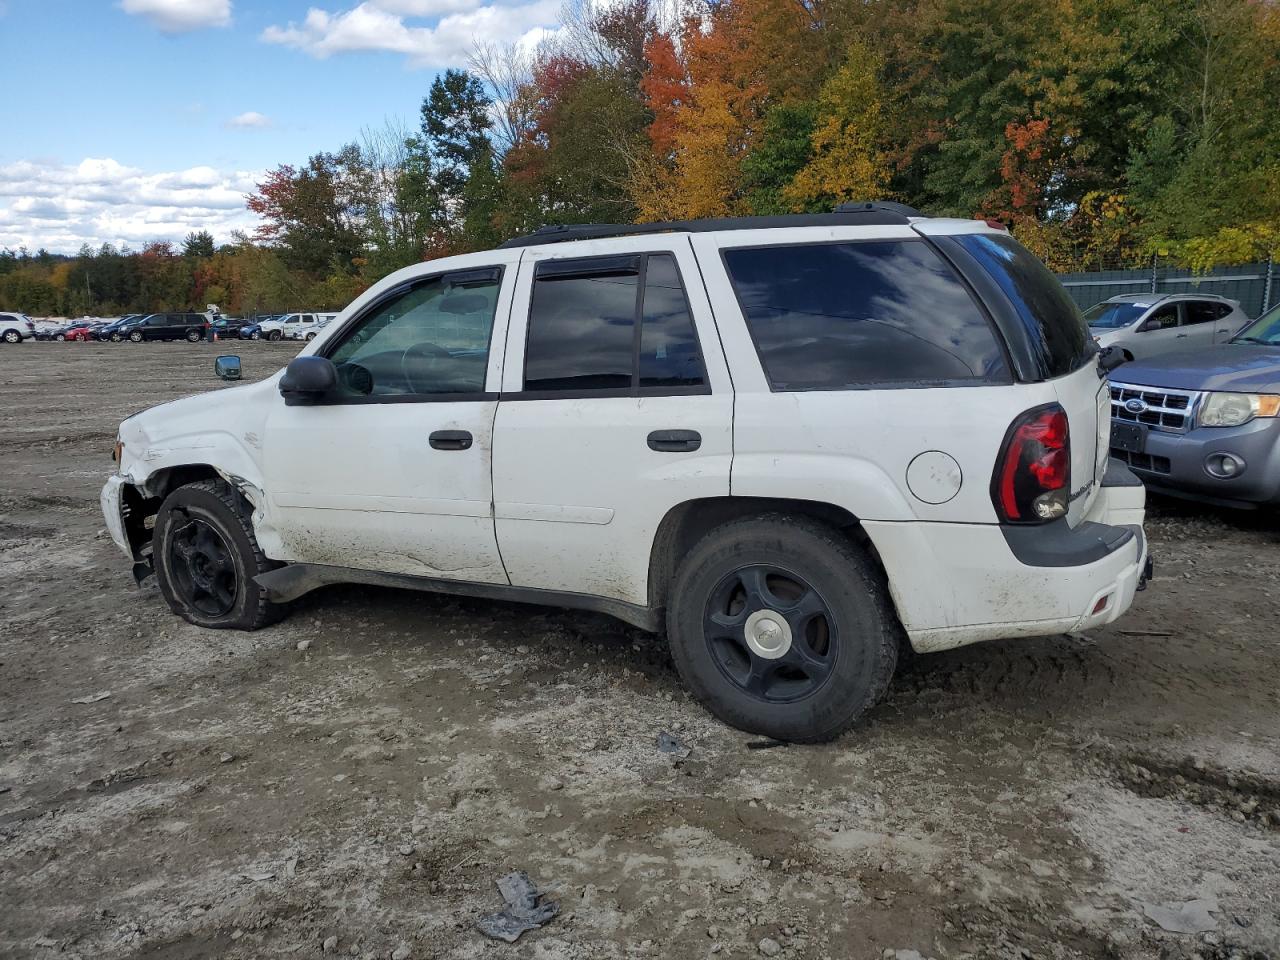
<box><xmin>1110</xmin><ymin>383</ymin><xmax>1199</xmax><ymax>433</ymax></box>
<box><xmin>1110</xmin><ymin>448</ymin><xmax>1172</xmax><ymax>475</ymax></box>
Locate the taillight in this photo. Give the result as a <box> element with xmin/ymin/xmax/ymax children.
<box><xmin>992</xmin><ymin>404</ymin><xmax>1070</xmax><ymax>523</ymax></box>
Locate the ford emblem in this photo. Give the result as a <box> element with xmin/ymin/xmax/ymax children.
<box><xmin>1124</xmin><ymin>398</ymin><xmax>1147</xmax><ymax>414</ymax></box>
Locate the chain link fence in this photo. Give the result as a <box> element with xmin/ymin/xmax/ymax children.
<box><xmin>1056</xmin><ymin>255</ymin><xmax>1276</xmax><ymax>318</ymax></box>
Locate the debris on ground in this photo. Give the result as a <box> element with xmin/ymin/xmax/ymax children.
<box><xmin>69</xmin><ymin>691</ymin><xmax>111</xmax><ymax>704</ymax></box>
<box><xmin>656</xmin><ymin>731</ymin><xmax>691</xmax><ymax>759</ymax></box>
<box><xmin>1141</xmin><ymin>898</ymin><xmax>1218</xmax><ymax>934</ymax></box>
<box><xmin>475</xmin><ymin>871</ymin><xmax>560</xmax><ymax>942</ymax></box>
<box><xmin>745</xmin><ymin>739</ymin><xmax>789</xmax><ymax>750</ymax></box>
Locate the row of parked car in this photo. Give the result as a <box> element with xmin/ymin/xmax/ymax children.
<box><xmin>3</xmin><ymin>311</ymin><xmax>338</xmax><ymax>344</ymax></box>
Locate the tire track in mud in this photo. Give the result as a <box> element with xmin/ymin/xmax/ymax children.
<box><xmin>1087</xmin><ymin>747</ymin><xmax>1280</xmax><ymax>832</ymax></box>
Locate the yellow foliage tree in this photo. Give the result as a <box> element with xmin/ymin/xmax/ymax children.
<box><xmin>783</xmin><ymin>41</ymin><xmax>891</xmax><ymax>211</ymax></box>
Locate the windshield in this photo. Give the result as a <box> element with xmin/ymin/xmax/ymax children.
<box><xmin>1083</xmin><ymin>301</ymin><xmax>1148</xmax><ymax>329</ymax></box>
<box><xmin>1232</xmin><ymin>302</ymin><xmax>1280</xmax><ymax>345</ymax></box>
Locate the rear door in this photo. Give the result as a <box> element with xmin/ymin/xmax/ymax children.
<box><xmin>491</xmin><ymin>237</ymin><xmax>733</xmax><ymax>605</ymax></box>
<box><xmin>1181</xmin><ymin>300</ymin><xmax>1224</xmax><ymax>348</ymax></box>
<box><xmin>1211</xmin><ymin>301</ymin><xmax>1242</xmax><ymax>342</ymax></box>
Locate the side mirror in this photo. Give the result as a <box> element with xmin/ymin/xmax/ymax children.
<box><xmin>214</xmin><ymin>355</ymin><xmax>242</xmax><ymax>381</ymax></box>
<box><xmin>1138</xmin><ymin>319</ymin><xmax>1161</xmax><ymax>333</ymax></box>
<box><xmin>1098</xmin><ymin>345</ymin><xmax>1127</xmax><ymax>372</ymax></box>
<box><xmin>279</xmin><ymin>355</ymin><xmax>338</xmax><ymax>405</ymax></box>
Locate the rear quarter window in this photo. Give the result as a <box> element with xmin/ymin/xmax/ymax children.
<box><xmin>951</xmin><ymin>233</ymin><xmax>1091</xmax><ymax>379</ymax></box>
<box><xmin>722</xmin><ymin>240</ymin><xmax>1010</xmax><ymax>391</ymax></box>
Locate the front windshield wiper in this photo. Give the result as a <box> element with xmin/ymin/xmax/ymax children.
<box><xmin>1231</xmin><ymin>336</ymin><xmax>1272</xmax><ymax>344</ymax></box>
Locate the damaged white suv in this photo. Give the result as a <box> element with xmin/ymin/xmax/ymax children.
<box><xmin>102</xmin><ymin>203</ymin><xmax>1150</xmax><ymax>742</ymax></box>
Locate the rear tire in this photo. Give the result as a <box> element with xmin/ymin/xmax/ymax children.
<box><xmin>153</xmin><ymin>479</ymin><xmax>287</xmax><ymax>630</ymax></box>
<box><xmin>186</xmin><ymin>329</ymin><xmax>201</xmax><ymax>342</ymax></box>
<box><xmin>666</xmin><ymin>514</ymin><xmax>899</xmax><ymax>742</ymax></box>
<box><xmin>129</xmin><ymin>330</ymin><xmax>143</xmax><ymax>343</ymax></box>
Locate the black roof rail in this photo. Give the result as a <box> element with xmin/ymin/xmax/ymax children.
<box><xmin>833</xmin><ymin>200</ymin><xmax>927</xmax><ymax>217</ymax></box>
<box><xmin>498</xmin><ymin>201</ymin><xmax>927</xmax><ymax>249</ymax></box>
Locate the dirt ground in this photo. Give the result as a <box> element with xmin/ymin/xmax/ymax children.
<box><xmin>1</xmin><ymin>342</ymin><xmax>1278</xmax><ymax>960</ymax></box>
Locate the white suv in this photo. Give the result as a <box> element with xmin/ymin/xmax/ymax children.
<box><xmin>1</xmin><ymin>312</ymin><xmax>37</xmax><ymax>342</ymax></box>
<box><xmin>101</xmin><ymin>204</ymin><xmax>1149</xmax><ymax>741</ymax></box>
<box><xmin>1086</xmin><ymin>294</ymin><xmax>1250</xmax><ymax>362</ymax></box>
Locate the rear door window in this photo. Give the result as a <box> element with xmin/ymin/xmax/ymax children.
<box><xmin>1183</xmin><ymin>301</ymin><xmax>1219</xmax><ymax>325</ymax></box>
<box><xmin>523</xmin><ymin>253</ymin><xmax>707</xmax><ymax>394</ymax></box>
<box><xmin>722</xmin><ymin>240</ymin><xmax>1008</xmax><ymax>391</ymax></box>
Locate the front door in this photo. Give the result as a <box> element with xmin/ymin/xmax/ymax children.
<box><xmin>262</xmin><ymin>255</ymin><xmax>519</xmax><ymax>583</ymax></box>
<box><xmin>1131</xmin><ymin>302</ymin><xmax>1182</xmax><ymax>359</ymax></box>
<box><xmin>491</xmin><ymin>238</ymin><xmax>733</xmax><ymax>605</ymax></box>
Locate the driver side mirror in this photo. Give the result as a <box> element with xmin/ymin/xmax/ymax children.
<box><xmin>214</xmin><ymin>355</ymin><xmax>242</xmax><ymax>381</ymax></box>
<box><xmin>280</xmin><ymin>355</ymin><xmax>337</xmax><ymax>405</ymax></box>
<box><xmin>1138</xmin><ymin>318</ymin><xmax>1162</xmax><ymax>333</ymax></box>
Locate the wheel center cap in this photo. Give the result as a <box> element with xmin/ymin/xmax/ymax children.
<box><xmin>744</xmin><ymin>610</ymin><xmax>792</xmax><ymax>660</ymax></box>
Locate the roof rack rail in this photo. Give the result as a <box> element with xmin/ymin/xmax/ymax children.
<box><xmin>833</xmin><ymin>200</ymin><xmax>926</xmax><ymax>218</ymax></box>
<box><xmin>498</xmin><ymin>201</ymin><xmax>927</xmax><ymax>249</ymax></box>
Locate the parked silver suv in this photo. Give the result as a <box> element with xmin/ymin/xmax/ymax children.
<box><xmin>1087</xmin><ymin>294</ymin><xmax>1249</xmax><ymax>362</ymax></box>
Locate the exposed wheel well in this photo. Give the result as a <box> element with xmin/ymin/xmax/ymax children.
<box><xmin>143</xmin><ymin>464</ymin><xmax>223</xmax><ymax>502</ymax></box>
<box><xmin>1121</xmin><ymin>348</ymin><xmax>1134</xmax><ymax>362</ymax></box>
<box><xmin>647</xmin><ymin>497</ymin><xmax>884</xmax><ymax>610</ymax></box>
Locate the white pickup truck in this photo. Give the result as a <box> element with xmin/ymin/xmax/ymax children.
<box><xmin>101</xmin><ymin>203</ymin><xmax>1149</xmax><ymax>741</ymax></box>
<box><xmin>258</xmin><ymin>312</ymin><xmax>338</xmax><ymax>341</ymax></box>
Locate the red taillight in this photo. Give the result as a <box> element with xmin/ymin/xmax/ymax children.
<box><xmin>993</xmin><ymin>405</ymin><xmax>1070</xmax><ymax>523</ymax></box>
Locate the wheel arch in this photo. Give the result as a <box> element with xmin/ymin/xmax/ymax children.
<box><xmin>647</xmin><ymin>496</ymin><xmax>890</xmax><ymax>612</ymax></box>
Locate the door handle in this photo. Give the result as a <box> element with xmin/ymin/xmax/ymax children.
<box><xmin>429</xmin><ymin>430</ymin><xmax>473</xmax><ymax>451</ymax></box>
<box><xmin>648</xmin><ymin>429</ymin><xmax>701</xmax><ymax>452</ymax></box>
<box><xmin>1176</xmin><ymin>333</ymin><xmax>1188</xmax><ymax>338</ymax></box>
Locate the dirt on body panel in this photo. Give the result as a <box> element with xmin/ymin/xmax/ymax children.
<box><xmin>0</xmin><ymin>343</ymin><xmax>1278</xmax><ymax>959</ymax></box>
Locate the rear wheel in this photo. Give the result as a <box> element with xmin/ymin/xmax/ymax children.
<box><xmin>154</xmin><ymin>479</ymin><xmax>287</xmax><ymax>630</ymax></box>
<box><xmin>305</xmin><ymin>331</ymin><xmax>317</xmax><ymax>341</ymax></box>
<box><xmin>186</xmin><ymin>328</ymin><xmax>202</xmax><ymax>342</ymax></box>
<box><xmin>129</xmin><ymin>330</ymin><xmax>143</xmax><ymax>342</ymax></box>
<box><xmin>667</xmin><ymin>514</ymin><xmax>899</xmax><ymax>742</ymax></box>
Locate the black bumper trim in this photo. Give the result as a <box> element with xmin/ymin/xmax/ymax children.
<box><xmin>1001</xmin><ymin>519</ymin><xmax>1136</xmax><ymax>568</ymax></box>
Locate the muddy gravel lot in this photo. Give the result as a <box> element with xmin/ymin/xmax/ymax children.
<box><xmin>1</xmin><ymin>342</ymin><xmax>1278</xmax><ymax>960</ymax></box>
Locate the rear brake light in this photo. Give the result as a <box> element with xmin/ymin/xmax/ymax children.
<box><xmin>992</xmin><ymin>404</ymin><xmax>1070</xmax><ymax>523</ymax></box>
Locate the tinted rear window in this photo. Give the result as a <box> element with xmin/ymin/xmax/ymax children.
<box><xmin>953</xmin><ymin>234</ymin><xmax>1091</xmax><ymax>378</ymax></box>
<box><xmin>722</xmin><ymin>240</ymin><xmax>1009</xmax><ymax>391</ymax></box>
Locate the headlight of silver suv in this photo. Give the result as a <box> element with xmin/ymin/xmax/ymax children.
<box><xmin>1197</xmin><ymin>392</ymin><xmax>1280</xmax><ymax>427</ymax></box>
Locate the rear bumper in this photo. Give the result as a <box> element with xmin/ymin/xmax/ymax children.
<box><xmin>1113</xmin><ymin>418</ymin><xmax>1280</xmax><ymax>507</ymax></box>
<box><xmin>866</xmin><ymin>461</ymin><xmax>1148</xmax><ymax>653</ymax></box>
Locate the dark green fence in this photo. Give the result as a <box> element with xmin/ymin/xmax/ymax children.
<box><xmin>1057</xmin><ymin>258</ymin><xmax>1275</xmax><ymax>318</ymax></box>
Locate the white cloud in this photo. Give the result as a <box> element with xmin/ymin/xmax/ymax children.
<box><xmin>226</xmin><ymin>111</ymin><xmax>271</xmax><ymax>129</ymax></box>
<box><xmin>261</xmin><ymin>0</ymin><xmax>560</xmax><ymax>69</ymax></box>
<box><xmin>0</xmin><ymin>158</ymin><xmax>262</xmax><ymax>254</ymax></box>
<box><xmin>120</xmin><ymin>0</ymin><xmax>232</xmax><ymax>33</ymax></box>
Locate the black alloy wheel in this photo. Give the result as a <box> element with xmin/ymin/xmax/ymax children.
<box><xmin>166</xmin><ymin>513</ymin><xmax>238</xmax><ymax>617</ymax></box>
<box><xmin>703</xmin><ymin>564</ymin><xmax>836</xmax><ymax>703</ymax></box>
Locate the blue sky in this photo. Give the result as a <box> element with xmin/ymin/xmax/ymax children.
<box><xmin>0</xmin><ymin>0</ymin><xmax>558</xmax><ymax>253</ymax></box>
